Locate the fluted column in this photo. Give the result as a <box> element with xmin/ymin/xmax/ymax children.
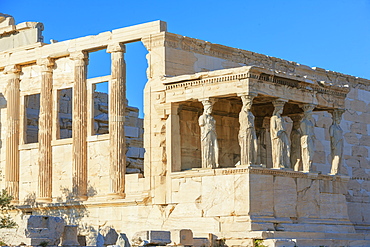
<box><xmin>71</xmin><ymin>51</ymin><xmax>88</xmax><ymax>200</ymax></box>
<box><xmin>37</xmin><ymin>57</ymin><xmax>54</xmax><ymax>202</ymax></box>
<box><xmin>107</xmin><ymin>43</ymin><xmax>126</xmax><ymax>198</ymax></box>
<box><xmin>5</xmin><ymin>65</ymin><xmax>21</xmax><ymax>202</ymax></box>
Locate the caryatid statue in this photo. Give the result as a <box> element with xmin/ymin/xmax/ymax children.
<box><xmin>290</xmin><ymin>115</ymin><xmax>303</xmax><ymax>171</ymax></box>
<box><xmin>199</xmin><ymin>99</ymin><xmax>219</xmax><ymax>168</ymax></box>
<box><xmin>270</xmin><ymin>100</ymin><xmax>291</xmax><ymax>169</ymax></box>
<box><xmin>300</xmin><ymin>104</ymin><xmax>316</xmax><ymax>172</ymax></box>
<box><xmin>330</xmin><ymin>109</ymin><xmax>344</xmax><ymax>175</ymax></box>
<box><xmin>238</xmin><ymin>94</ymin><xmax>258</xmax><ymax>166</ymax></box>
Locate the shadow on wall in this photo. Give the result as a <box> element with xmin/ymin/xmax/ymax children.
<box><xmin>0</xmin><ymin>93</ymin><xmax>6</xmax><ymax>148</ymax></box>
<box><xmin>21</xmin><ymin>185</ymin><xmax>99</xmax><ymax>245</ymax></box>
<box><xmin>0</xmin><ymin>93</ymin><xmax>5</xmax><ymax>181</ymax></box>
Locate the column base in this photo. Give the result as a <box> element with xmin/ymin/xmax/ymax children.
<box><xmin>75</xmin><ymin>195</ymin><xmax>88</xmax><ymax>201</ymax></box>
<box><xmin>36</xmin><ymin>197</ymin><xmax>52</xmax><ymax>203</ymax></box>
<box><xmin>106</xmin><ymin>193</ymin><xmax>126</xmax><ymax>199</ymax></box>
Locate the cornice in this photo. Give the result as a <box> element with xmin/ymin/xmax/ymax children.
<box><xmin>164</xmin><ymin>32</ymin><xmax>370</xmax><ymax>88</ymax></box>
<box><xmin>164</xmin><ymin>66</ymin><xmax>349</xmax><ymax>98</ymax></box>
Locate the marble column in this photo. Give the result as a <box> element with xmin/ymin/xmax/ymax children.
<box><xmin>330</xmin><ymin>109</ymin><xmax>344</xmax><ymax>175</ymax></box>
<box><xmin>270</xmin><ymin>99</ymin><xmax>290</xmax><ymax>169</ymax></box>
<box><xmin>71</xmin><ymin>51</ymin><xmax>88</xmax><ymax>200</ymax></box>
<box><xmin>107</xmin><ymin>43</ymin><xmax>126</xmax><ymax>198</ymax></box>
<box><xmin>199</xmin><ymin>98</ymin><xmax>219</xmax><ymax>169</ymax></box>
<box><xmin>37</xmin><ymin>57</ymin><xmax>54</xmax><ymax>202</ymax></box>
<box><xmin>4</xmin><ymin>65</ymin><xmax>21</xmax><ymax>202</ymax></box>
<box><xmin>238</xmin><ymin>93</ymin><xmax>258</xmax><ymax>166</ymax></box>
<box><xmin>300</xmin><ymin>103</ymin><xmax>316</xmax><ymax>172</ymax></box>
<box><xmin>290</xmin><ymin>114</ymin><xmax>303</xmax><ymax>171</ymax></box>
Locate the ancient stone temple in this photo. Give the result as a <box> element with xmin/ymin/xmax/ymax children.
<box><xmin>1</xmin><ymin>14</ymin><xmax>370</xmax><ymax>247</ymax></box>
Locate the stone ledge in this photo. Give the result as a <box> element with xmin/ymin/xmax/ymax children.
<box><xmin>171</xmin><ymin>166</ymin><xmax>349</xmax><ymax>181</ymax></box>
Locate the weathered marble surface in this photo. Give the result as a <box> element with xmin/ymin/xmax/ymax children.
<box><xmin>1</xmin><ymin>15</ymin><xmax>370</xmax><ymax>247</ymax></box>
<box><xmin>270</xmin><ymin>100</ymin><xmax>291</xmax><ymax>169</ymax></box>
<box><xmin>238</xmin><ymin>94</ymin><xmax>257</xmax><ymax>166</ymax></box>
<box><xmin>199</xmin><ymin>99</ymin><xmax>219</xmax><ymax>168</ymax></box>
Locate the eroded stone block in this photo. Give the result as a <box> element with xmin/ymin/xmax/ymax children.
<box><xmin>132</xmin><ymin>230</ymin><xmax>171</xmax><ymax>246</ymax></box>
<box><xmin>170</xmin><ymin>229</ymin><xmax>193</xmax><ymax>246</ymax></box>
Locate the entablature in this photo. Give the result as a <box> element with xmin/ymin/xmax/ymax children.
<box><xmin>163</xmin><ymin>66</ymin><xmax>350</xmax><ymax>110</ymax></box>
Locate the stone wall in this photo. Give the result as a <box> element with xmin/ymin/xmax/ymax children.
<box><xmin>1</xmin><ymin>17</ymin><xmax>370</xmax><ymax>246</ymax></box>
<box><xmin>24</xmin><ymin>90</ymin><xmax>144</xmax><ymax>174</ymax></box>
<box><xmin>144</xmin><ymin>32</ymin><xmax>370</xmax><ymax>232</ymax></box>
<box><xmin>342</xmin><ymin>86</ymin><xmax>370</xmax><ymax>232</ymax></box>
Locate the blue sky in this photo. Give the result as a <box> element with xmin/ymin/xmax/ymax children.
<box><xmin>2</xmin><ymin>0</ymin><xmax>370</xmax><ymax>117</ymax></box>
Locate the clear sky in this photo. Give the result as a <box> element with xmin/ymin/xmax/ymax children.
<box><xmin>2</xmin><ymin>0</ymin><xmax>370</xmax><ymax>117</ymax></box>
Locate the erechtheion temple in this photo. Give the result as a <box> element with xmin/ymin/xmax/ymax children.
<box><xmin>1</xmin><ymin>13</ymin><xmax>370</xmax><ymax>247</ymax></box>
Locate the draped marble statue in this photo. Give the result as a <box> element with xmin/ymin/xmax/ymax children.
<box><xmin>270</xmin><ymin>100</ymin><xmax>291</xmax><ymax>169</ymax></box>
<box><xmin>199</xmin><ymin>99</ymin><xmax>219</xmax><ymax>168</ymax></box>
<box><xmin>300</xmin><ymin>104</ymin><xmax>316</xmax><ymax>172</ymax></box>
<box><xmin>330</xmin><ymin>109</ymin><xmax>344</xmax><ymax>175</ymax></box>
<box><xmin>238</xmin><ymin>94</ymin><xmax>258</xmax><ymax>166</ymax></box>
<box><xmin>290</xmin><ymin>115</ymin><xmax>302</xmax><ymax>171</ymax></box>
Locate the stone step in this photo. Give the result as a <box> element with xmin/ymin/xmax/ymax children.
<box><xmin>22</xmin><ymin>238</ymin><xmax>52</xmax><ymax>246</ymax></box>
<box><xmin>259</xmin><ymin>231</ymin><xmax>370</xmax><ymax>240</ymax></box>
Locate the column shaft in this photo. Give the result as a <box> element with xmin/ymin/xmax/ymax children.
<box><xmin>71</xmin><ymin>51</ymin><xmax>88</xmax><ymax>200</ymax></box>
<box><xmin>37</xmin><ymin>58</ymin><xmax>54</xmax><ymax>202</ymax></box>
<box><xmin>107</xmin><ymin>43</ymin><xmax>126</xmax><ymax>197</ymax></box>
<box><xmin>5</xmin><ymin>65</ymin><xmax>21</xmax><ymax>202</ymax></box>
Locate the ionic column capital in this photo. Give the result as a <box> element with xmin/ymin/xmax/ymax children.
<box><xmin>37</xmin><ymin>57</ymin><xmax>54</xmax><ymax>73</ymax></box>
<box><xmin>70</xmin><ymin>51</ymin><xmax>88</xmax><ymax>66</ymax></box>
<box><xmin>4</xmin><ymin>64</ymin><xmax>21</xmax><ymax>76</ymax></box>
<box><xmin>107</xmin><ymin>43</ymin><xmax>126</xmax><ymax>53</ymax></box>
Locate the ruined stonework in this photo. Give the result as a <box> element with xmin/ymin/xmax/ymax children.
<box><xmin>1</xmin><ymin>13</ymin><xmax>370</xmax><ymax>247</ymax></box>
<box><xmin>24</xmin><ymin>91</ymin><xmax>144</xmax><ymax>173</ymax></box>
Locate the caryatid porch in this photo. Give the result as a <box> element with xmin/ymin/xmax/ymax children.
<box><xmin>163</xmin><ymin>66</ymin><xmax>349</xmax><ymax>175</ymax></box>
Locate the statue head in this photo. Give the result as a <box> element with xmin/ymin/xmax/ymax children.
<box><xmin>204</xmin><ymin>101</ymin><xmax>213</xmax><ymax>115</ymax></box>
<box><xmin>273</xmin><ymin>105</ymin><xmax>283</xmax><ymax>116</ymax></box>
<box><xmin>272</xmin><ymin>99</ymin><xmax>286</xmax><ymax>117</ymax></box>
<box><xmin>332</xmin><ymin>109</ymin><xmax>344</xmax><ymax>125</ymax></box>
<box><xmin>241</xmin><ymin>95</ymin><xmax>253</xmax><ymax>111</ymax></box>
